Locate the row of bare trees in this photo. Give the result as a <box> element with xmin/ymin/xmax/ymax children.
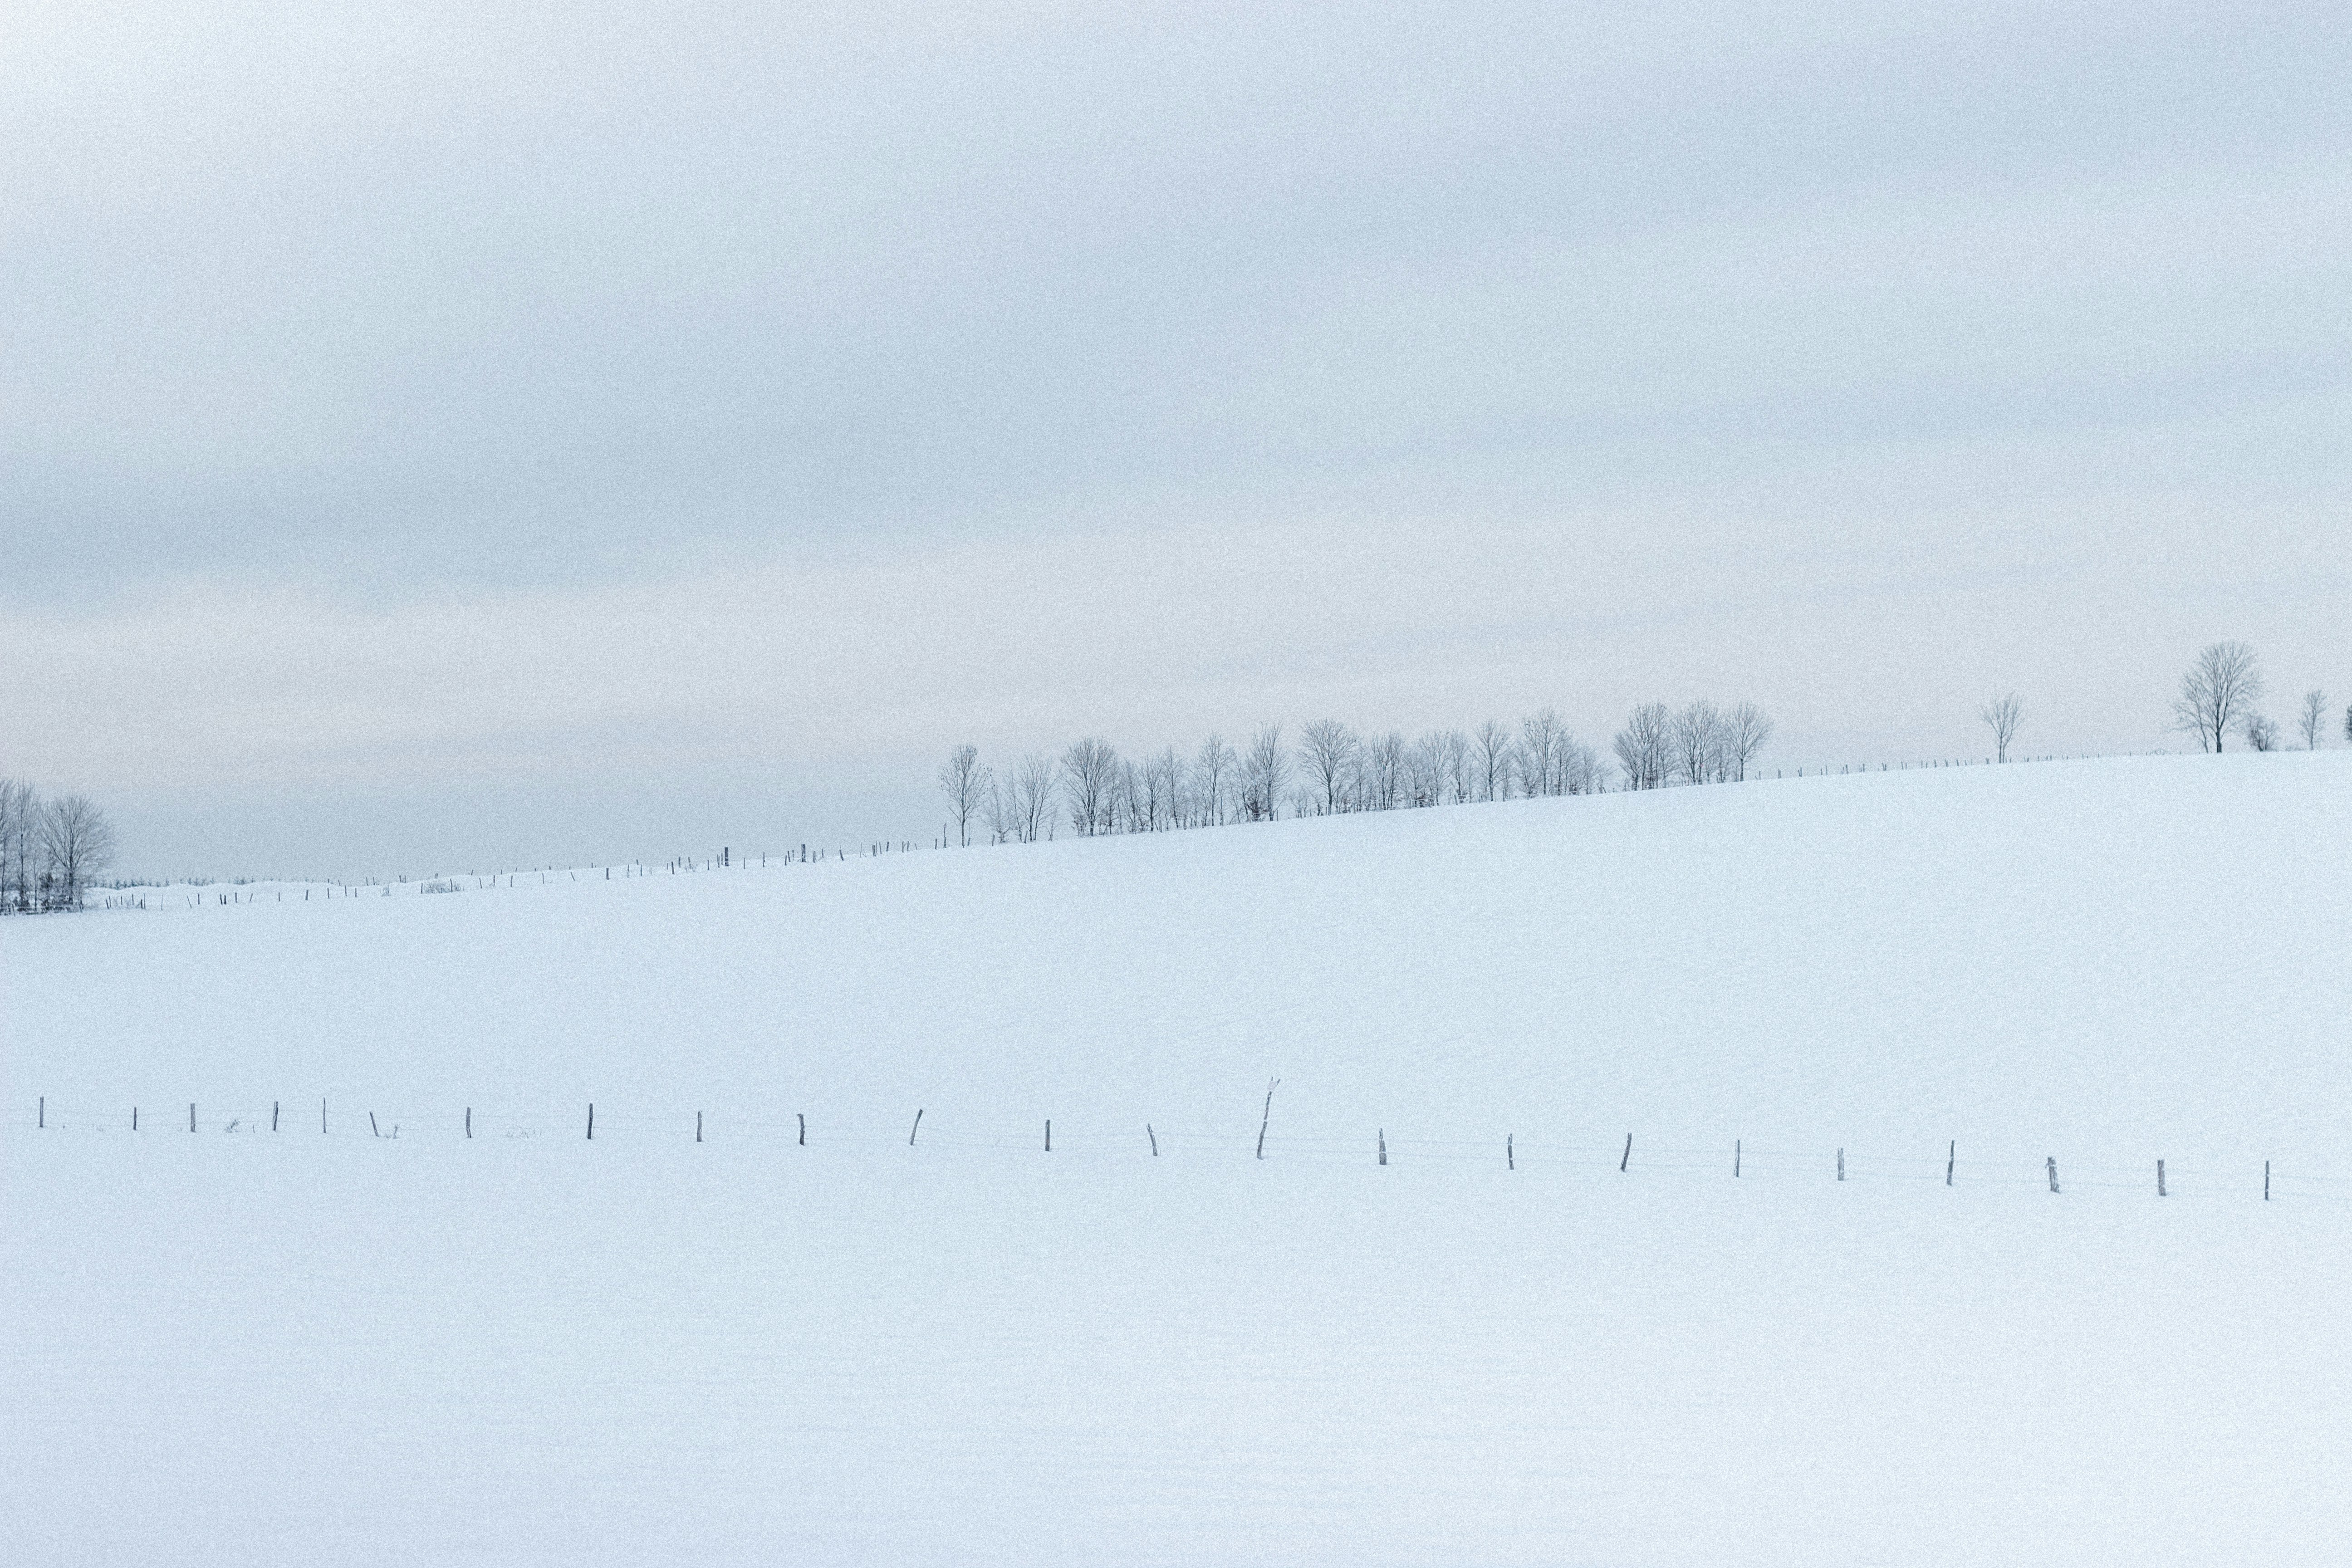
<box><xmin>0</xmin><ymin>779</ymin><xmax>117</xmax><ymax>912</ymax></box>
<box><xmin>2170</xmin><ymin>642</ymin><xmax>2337</xmax><ymax>753</ymax></box>
<box><xmin>939</xmin><ymin>702</ymin><xmax>1772</xmax><ymax>845</ymax></box>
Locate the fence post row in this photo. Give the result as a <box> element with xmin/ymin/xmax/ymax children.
<box><xmin>26</xmin><ymin>1100</ymin><xmax>2314</xmax><ymax>1205</ymax></box>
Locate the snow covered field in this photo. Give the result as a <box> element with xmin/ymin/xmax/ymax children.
<box><xmin>6</xmin><ymin>754</ymin><xmax>2349</xmax><ymax>1565</ymax></box>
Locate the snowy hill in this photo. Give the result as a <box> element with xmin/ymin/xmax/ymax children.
<box><xmin>6</xmin><ymin>753</ymin><xmax>2351</xmax><ymax>1566</ymax></box>
<box><xmin>12</xmin><ymin>751</ymin><xmax>2350</xmax><ymax>1169</ymax></box>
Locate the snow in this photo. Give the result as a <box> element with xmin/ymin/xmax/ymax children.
<box><xmin>5</xmin><ymin>753</ymin><xmax>2350</xmax><ymax>1564</ymax></box>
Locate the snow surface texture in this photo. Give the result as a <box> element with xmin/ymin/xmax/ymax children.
<box><xmin>5</xmin><ymin>754</ymin><xmax>2349</xmax><ymax>1565</ymax></box>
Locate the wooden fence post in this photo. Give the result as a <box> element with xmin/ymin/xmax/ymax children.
<box><xmin>1256</xmin><ymin>1080</ymin><xmax>1278</xmax><ymax>1161</ymax></box>
<box><xmin>1946</xmin><ymin>1141</ymin><xmax>1955</xmax><ymax>1186</ymax></box>
<box><xmin>272</xmin><ymin>1101</ymin><xmax>279</xmax><ymax>1132</ymax></box>
<box><xmin>696</xmin><ymin>1111</ymin><xmax>703</xmax><ymax>1143</ymax></box>
<box><xmin>1378</xmin><ymin>1128</ymin><xmax>1387</xmax><ymax>1166</ymax></box>
<box><xmin>466</xmin><ymin>1107</ymin><xmax>472</xmax><ymax>1139</ymax></box>
<box><xmin>190</xmin><ymin>1102</ymin><xmax>196</xmax><ymax>1133</ymax></box>
<box><xmin>798</xmin><ymin>1113</ymin><xmax>806</xmax><ymax>1147</ymax></box>
<box><xmin>2157</xmin><ymin>1159</ymin><xmax>2166</xmax><ymax>1197</ymax></box>
<box><xmin>2265</xmin><ymin>1161</ymin><xmax>2271</xmax><ymax>1201</ymax></box>
<box><xmin>2046</xmin><ymin>1156</ymin><xmax>2059</xmax><ymax>1193</ymax></box>
<box><xmin>1507</xmin><ymin>1134</ymin><xmax>1514</xmax><ymax>1171</ymax></box>
<box><xmin>908</xmin><ymin>1108</ymin><xmax>923</xmax><ymax>1146</ymax></box>
<box><xmin>1837</xmin><ymin>1147</ymin><xmax>1845</xmax><ymax>1181</ymax></box>
<box><xmin>1735</xmin><ymin>1139</ymin><xmax>1742</xmax><ymax>1177</ymax></box>
<box><xmin>1147</xmin><ymin>1124</ymin><xmax>1158</xmax><ymax>1156</ymax></box>
<box><xmin>587</xmin><ymin>1103</ymin><xmax>593</xmax><ymax>1140</ymax></box>
<box><xmin>1620</xmin><ymin>1133</ymin><xmax>1632</xmax><ymax>1172</ymax></box>
<box><xmin>1045</xmin><ymin>1119</ymin><xmax>1052</xmax><ymax>1153</ymax></box>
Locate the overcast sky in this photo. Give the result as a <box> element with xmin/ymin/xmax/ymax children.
<box><xmin>5</xmin><ymin>0</ymin><xmax>2347</xmax><ymax>878</ymax></box>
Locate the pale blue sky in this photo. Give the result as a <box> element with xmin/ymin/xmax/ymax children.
<box><xmin>5</xmin><ymin>1</ymin><xmax>2347</xmax><ymax>876</ymax></box>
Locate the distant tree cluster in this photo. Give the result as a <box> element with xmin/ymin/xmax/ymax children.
<box><xmin>940</xmin><ymin>701</ymin><xmax>1772</xmax><ymax>844</ymax></box>
<box><xmin>0</xmin><ymin>779</ymin><xmax>117</xmax><ymax>912</ymax></box>
<box><xmin>2169</xmin><ymin>642</ymin><xmax>2337</xmax><ymax>754</ymax></box>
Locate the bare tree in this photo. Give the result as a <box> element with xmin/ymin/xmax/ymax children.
<box><xmin>1473</xmin><ymin>719</ymin><xmax>1515</xmax><ymax>802</ymax></box>
<box><xmin>1298</xmin><ymin>720</ymin><xmax>1360</xmax><ymax>815</ymax></box>
<box><xmin>1012</xmin><ymin>753</ymin><xmax>1057</xmax><ymax>843</ymax></box>
<box><xmin>981</xmin><ymin>777</ymin><xmax>1017</xmax><ymax>845</ymax></box>
<box><xmin>1720</xmin><ymin>702</ymin><xmax>1772</xmax><ymax>781</ymax></box>
<box><xmin>1241</xmin><ymin>725</ymin><xmax>1289</xmax><ymax>822</ymax></box>
<box><xmin>1670</xmin><ymin>700</ymin><xmax>1723</xmax><ymax>785</ymax></box>
<box><xmin>1977</xmin><ymin>692</ymin><xmax>2024</xmax><ymax>763</ymax></box>
<box><xmin>0</xmin><ymin>779</ymin><xmax>36</xmax><ymax>913</ymax></box>
<box><xmin>938</xmin><ymin>745</ymin><xmax>992</xmax><ymax>847</ymax></box>
<box><xmin>1060</xmin><ymin>738</ymin><xmax>1121</xmax><ymax>836</ymax></box>
<box><xmin>1559</xmin><ymin>736</ymin><xmax>1606</xmax><ymax>794</ymax></box>
<box><xmin>1406</xmin><ymin>732</ymin><xmax>1448</xmax><ymax>807</ymax></box>
<box><xmin>1613</xmin><ymin>702</ymin><xmax>1674</xmax><ymax>789</ymax></box>
<box><xmin>1508</xmin><ymin>709</ymin><xmax>1557</xmax><ymax>796</ymax></box>
<box><xmin>37</xmin><ymin>794</ymin><xmax>114</xmax><ymax>911</ymax></box>
<box><xmin>0</xmin><ymin>780</ymin><xmax>22</xmax><ymax>914</ymax></box>
<box><xmin>1113</xmin><ymin>758</ymin><xmax>1146</xmax><ymax>833</ymax></box>
<box><xmin>2172</xmin><ymin>641</ymin><xmax>2264</xmax><ymax>753</ymax></box>
<box><xmin>2242</xmin><ymin>712</ymin><xmax>2279</xmax><ymax>752</ymax></box>
<box><xmin>1194</xmin><ymin>735</ymin><xmax>1235</xmax><ymax>826</ymax></box>
<box><xmin>1362</xmin><ymin>731</ymin><xmax>1407</xmax><ymax>810</ymax></box>
<box><xmin>2299</xmin><ymin>689</ymin><xmax>2328</xmax><ymax>750</ymax></box>
<box><xmin>1145</xmin><ymin>747</ymin><xmax>1186</xmax><ymax>829</ymax></box>
<box><xmin>1436</xmin><ymin>729</ymin><xmax>1474</xmax><ymax>803</ymax></box>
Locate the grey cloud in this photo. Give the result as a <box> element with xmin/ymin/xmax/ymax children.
<box><xmin>7</xmin><ymin>1</ymin><xmax>2347</xmax><ymax>595</ymax></box>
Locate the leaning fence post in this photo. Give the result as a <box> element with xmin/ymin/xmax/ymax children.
<box><xmin>272</xmin><ymin>1101</ymin><xmax>279</xmax><ymax>1132</ymax></box>
<box><xmin>1620</xmin><ymin>1133</ymin><xmax>1632</xmax><ymax>1172</ymax></box>
<box><xmin>1147</xmin><ymin>1124</ymin><xmax>1158</xmax><ymax>1156</ymax></box>
<box><xmin>1256</xmin><ymin>1079</ymin><xmax>1278</xmax><ymax>1160</ymax></box>
<box><xmin>908</xmin><ymin>1108</ymin><xmax>923</xmax><ymax>1146</ymax></box>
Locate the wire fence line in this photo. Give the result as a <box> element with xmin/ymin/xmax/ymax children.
<box><xmin>15</xmin><ymin>1096</ymin><xmax>2344</xmax><ymax>1204</ymax></box>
